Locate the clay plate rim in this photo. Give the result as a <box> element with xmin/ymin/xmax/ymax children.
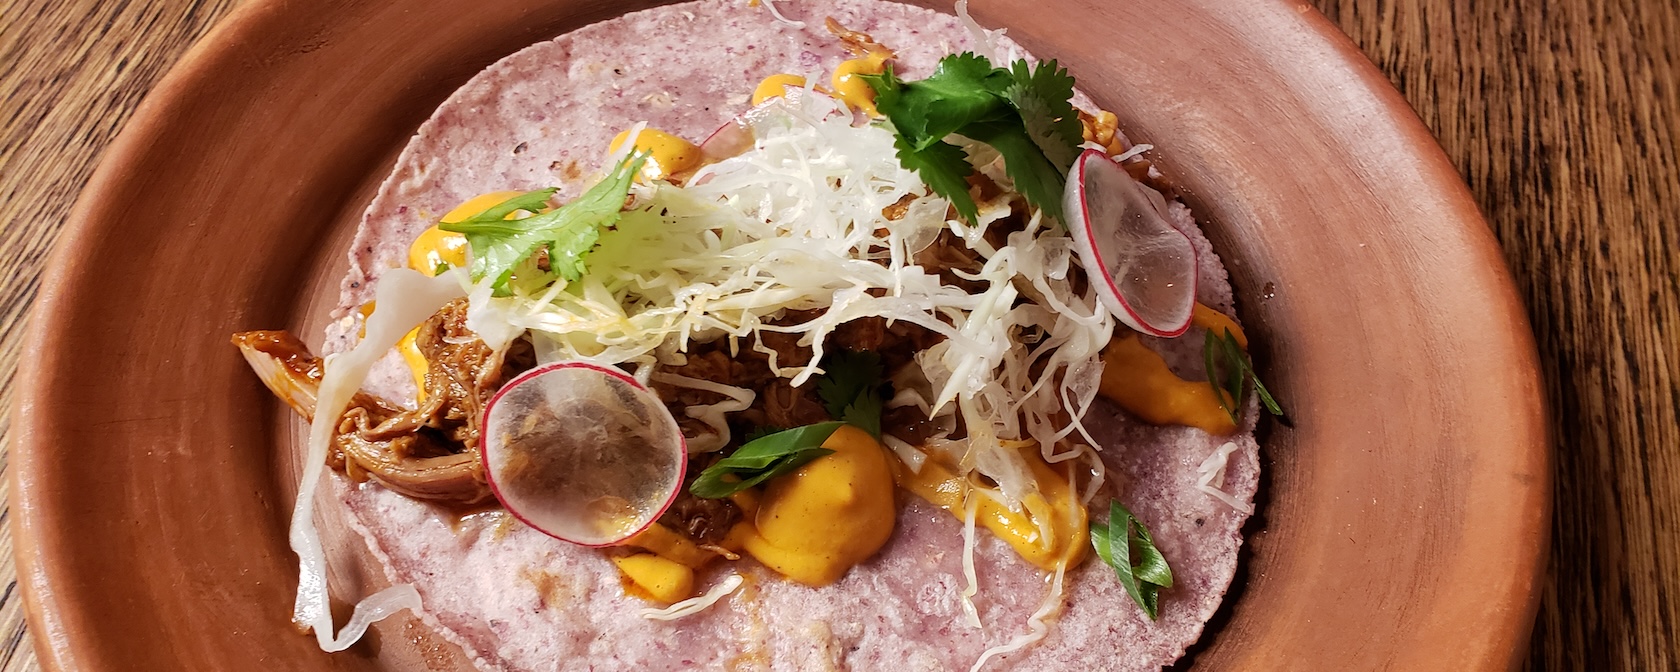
<box><xmin>10</xmin><ymin>0</ymin><xmax>1549</xmax><ymax>670</ymax></box>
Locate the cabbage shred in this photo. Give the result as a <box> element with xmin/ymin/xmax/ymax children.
<box><xmin>465</xmin><ymin>91</ymin><xmax>1114</xmax><ymax>517</ymax></box>
<box><xmin>451</xmin><ymin>86</ymin><xmax>1116</xmax><ymax>664</ymax></box>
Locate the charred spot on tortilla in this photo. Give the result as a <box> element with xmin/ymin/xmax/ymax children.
<box><xmin>231</xmin><ymin>0</ymin><xmax>1276</xmax><ymax>669</ymax></box>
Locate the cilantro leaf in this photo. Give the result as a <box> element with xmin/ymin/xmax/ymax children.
<box><xmin>893</xmin><ymin>135</ymin><xmax>978</xmax><ymax>224</ymax></box>
<box><xmin>440</xmin><ymin>152</ymin><xmax>646</xmax><ymax>294</ymax></box>
<box><xmin>689</xmin><ymin>422</ymin><xmax>844</xmax><ymax>498</ymax></box>
<box><xmin>1007</xmin><ymin>59</ymin><xmax>1082</xmax><ymax>173</ymax></box>
<box><xmin>456</xmin><ymin>188</ymin><xmax>558</xmax><ymax>224</ymax></box>
<box><xmin>866</xmin><ymin>55</ymin><xmax>1013</xmax><ymax>150</ymax></box>
<box><xmin>816</xmin><ymin>350</ymin><xmax>887</xmax><ymax>438</ymax></box>
<box><xmin>863</xmin><ymin>66</ymin><xmax>910</xmax><ymax>132</ymax></box>
<box><xmin>842</xmin><ymin>394</ymin><xmax>884</xmax><ymax>439</ymax></box>
<box><xmin>866</xmin><ymin>53</ymin><xmax>1082</xmax><ymax>224</ymax></box>
<box><xmin>928</xmin><ymin>52</ymin><xmax>1011</xmax><ymax>92</ymax></box>
<box><xmin>1090</xmin><ymin>500</ymin><xmax>1174</xmax><ymax>620</ymax></box>
<box><xmin>960</xmin><ymin>117</ymin><xmax>1067</xmax><ymax>222</ymax></box>
<box><xmin>433</xmin><ymin>188</ymin><xmax>556</xmax><ymax>290</ymax></box>
<box><xmin>1203</xmin><ymin>327</ymin><xmax>1285</xmax><ymax>425</ymax></box>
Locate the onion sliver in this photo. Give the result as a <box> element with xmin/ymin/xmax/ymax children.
<box><xmin>481</xmin><ymin>362</ymin><xmax>687</xmax><ymax>547</ymax></box>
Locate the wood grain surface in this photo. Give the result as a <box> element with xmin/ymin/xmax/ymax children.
<box><xmin>0</xmin><ymin>0</ymin><xmax>1673</xmax><ymax>670</ymax></box>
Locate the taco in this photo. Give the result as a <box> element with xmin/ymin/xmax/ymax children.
<box><xmin>232</xmin><ymin>0</ymin><xmax>1274</xmax><ymax>669</ymax></box>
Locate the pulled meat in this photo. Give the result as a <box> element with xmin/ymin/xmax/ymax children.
<box><xmin>654</xmin><ymin>307</ymin><xmax>947</xmax><ymax>445</ymax></box>
<box><xmin>232</xmin><ymin>298</ymin><xmax>533</xmax><ymax>504</ymax></box>
<box><xmin>410</xmin><ymin>298</ymin><xmax>536</xmax><ymax>451</ymax></box>
<box><xmin>657</xmin><ymin>457</ymin><xmax>742</xmax><ymax>545</ymax></box>
<box><xmin>761</xmin><ymin>379</ymin><xmax>831</xmax><ymax>428</ymax></box>
<box><xmin>913</xmin><ymin>172</ymin><xmax>1032</xmax><ymax>294</ymax></box>
<box><xmin>830</xmin><ymin>315</ymin><xmax>945</xmax><ymax>375</ymax></box>
<box><xmin>914</xmin><ymin>229</ymin><xmax>987</xmax><ymax>294</ymax></box>
<box><xmin>651</xmin><ymin>311</ymin><xmax>831</xmax><ymax>437</ymax></box>
<box><xmin>882</xmin><ymin>404</ymin><xmax>946</xmax><ymax>446</ymax></box>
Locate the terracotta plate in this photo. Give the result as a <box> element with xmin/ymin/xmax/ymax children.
<box><xmin>11</xmin><ymin>0</ymin><xmax>1548</xmax><ymax>669</ymax></box>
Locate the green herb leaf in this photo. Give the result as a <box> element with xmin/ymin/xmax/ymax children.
<box><xmin>741</xmin><ymin>425</ymin><xmax>789</xmax><ymax>443</ymax></box>
<box><xmin>452</xmin><ymin>188</ymin><xmax>559</xmax><ymax>227</ymax></box>
<box><xmin>689</xmin><ymin>422</ymin><xmax>844</xmax><ymax>498</ymax></box>
<box><xmin>433</xmin><ymin>260</ymin><xmax>452</xmax><ymax>276</ymax></box>
<box><xmin>865</xmin><ymin>55</ymin><xmax>1014</xmax><ymax>150</ymax></box>
<box><xmin>1006</xmin><ymin>59</ymin><xmax>1083</xmax><ymax>173</ymax></box>
<box><xmin>1090</xmin><ymin>500</ymin><xmax>1173</xmax><ymax>620</ymax></box>
<box><xmin>959</xmin><ymin>117</ymin><xmax>1066</xmax><ymax>222</ymax></box>
<box><xmin>865</xmin><ymin>54</ymin><xmax>1081</xmax><ymax>224</ymax></box>
<box><xmin>1203</xmin><ymin>327</ymin><xmax>1285</xmax><ymax>424</ymax></box>
<box><xmin>892</xmin><ymin>135</ymin><xmax>978</xmax><ymax>224</ymax></box>
<box><xmin>439</xmin><ymin>152</ymin><xmax>646</xmax><ymax>294</ymax></box>
<box><xmin>816</xmin><ymin>350</ymin><xmax>887</xmax><ymax>438</ymax></box>
<box><xmin>1203</xmin><ymin>328</ymin><xmax>1239</xmax><ymax>422</ymax></box>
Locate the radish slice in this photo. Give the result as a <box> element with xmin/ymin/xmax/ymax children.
<box><xmin>481</xmin><ymin>362</ymin><xmax>687</xmax><ymax>547</ymax></box>
<box><xmin>698</xmin><ymin>94</ymin><xmax>789</xmax><ymax>165</ymax></box>
<box><xmin>698</xmin><ymin>117</ymin><xmax>755</xmax><ymax>165</ymax></box>
<box><xmin>691</xmin><ymin>103</ymin><xmax>770</xmax><ymax>187</ymax></box>
<box><xmin>697</xmin><ymin>87</ymin><xmax>833</xmax><ymax>167</ymax></box>
<box><xmin>1063</xmin><ymin>148</ymin><xmax>1198</xmax><ymax>337</ymax></box>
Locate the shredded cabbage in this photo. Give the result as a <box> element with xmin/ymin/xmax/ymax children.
<box><xmin>756</xmin><ymin>0</ymin><xmax>805</xmax><ymax>27</ymax></box>
<box><xmin>459</xmin><ymin>94</ymin><xmax>1117</xmax><ymax>658</ymax></box>
<box><xmin>959</xmin><ymin>494</ymin><xmax>984</xmax><ymax>629</ymax></box>
<box><xmin>881</xmin><ymin>434</ymin><xmax>928</xmax><ymax>474</ymax></box>
<box><xmin>1196</xmin><ymin>440</ymin><xmax>1251</xmax><ymax>513</ymax></box>
<box><xmin>971</xmin><ymin>562</ymin><xmax>1065</xmax><ymax>671</ymax></box>
<box><xmin>1113</xmin><ymin>143</ymin><xmax>1153</xmax><ymax>163</ymax></box>
<box><xmin>968</xmin><ymin>462</ymin><xmax>1081</xmax><ymax>670</ymax></box>
<box><xmin>650</xmin><ymin>371</ymin><xmax>754</xmax><ymax>452</ymax></box>
<box><xmin>954</xmin><ymin>0</ymin><xmax>1003</xmax><ymax>63</ymax></box>
<box><xmin>640</xmin><ymin>573</ymin><xmax>746</xmax><ymax>620</ymax></box>
<box><xmin>471</xmin><ymin>92</ymin><xmax>1112</xmax><ymax>519</ymax></box>
<box><xmin>294</xmin><ymin>268</ymin><xmax>466</xmax><ymax>650</ymax></box>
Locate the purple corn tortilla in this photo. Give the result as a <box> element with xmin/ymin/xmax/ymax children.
<box><xmin>323</xmin><ymin>1</ymin><xmax>1260</xmax><ymax>669</ymax></box>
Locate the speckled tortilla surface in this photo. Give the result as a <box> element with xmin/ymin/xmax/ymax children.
<box><xmin>324</xmin><ymin>1</ymin><xmax>1261</xmax><ymax>670</ymax></box>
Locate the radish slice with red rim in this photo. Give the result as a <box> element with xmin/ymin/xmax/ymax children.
<box><xmin>1063</xmin><ymin>148</ymin><xmax>1198</xmax><ymax>337</ymax></box>
<box><xmin>481</xmin><ymin>362</ymin><xmax>686</xmax><ymax>547</ymax></box>
<box><xmin>697</xmin><ymin>93</ymin><xmax>791</xmax><ymax>165</ymax></box>
<box><xmin>696</xmin><ymin>87</ymin><xmax>841</xmax><ymax>172</ymax></box>
<box><xmin>698</xmin><ymin>117</ymin><xmax>755</xmax><ymax>166</ymax></box>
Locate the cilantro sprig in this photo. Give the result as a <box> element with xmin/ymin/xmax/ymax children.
<box><xmin>1090</xmin><ymin>500</ymin><xmax>1174</xmax><ymax>620</ymax></box>
<box><xmin>816</xmin><ymin>350</ymin><xmax>889</xmax><ymax>439</ymax></box>
<box><xmin>1204</xmin><ymin>327</ymin><xmax>1285</xmax><ymax>425</ymax></box>
<box><xmin>864</xmin><ymin>54</ymin><xmax>1082</xmax><ymax>223</ymax></box>
<box><xmin>689</xmin><ymin>422</ymin><xmax>843</xmax><ymax>499</ymax></box>
<box><xmin>440</xmin><ymin>152</ymin><xmax>647</xmax><ymax>295</ymax></box>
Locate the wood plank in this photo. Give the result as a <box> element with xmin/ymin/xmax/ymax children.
<box><xmin>1314</xmin><ymin>1</ymin><xmax>1680</xmax><ymax>668</ymax></box>
<box><xmin>0</xmin><ymin>1</ymin><xmax>244</xmax><ymax>670</ymax></box>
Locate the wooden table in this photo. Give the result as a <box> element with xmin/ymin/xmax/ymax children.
<box><xmin>2</xmin><ymin>0</ymin><xmax>1675</xmax><ymax>669</ymax></box>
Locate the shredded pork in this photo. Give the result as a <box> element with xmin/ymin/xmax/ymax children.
<box><xmin>232</xmin><ymin>298</ymin><xmax>532</xmax><ymax>504</ymax></box>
